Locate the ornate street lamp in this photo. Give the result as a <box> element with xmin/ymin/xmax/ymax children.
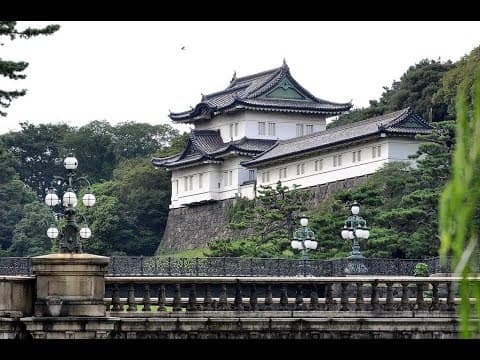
<box><xmin>291</xmin><ymin>216</ymin><xmax>317</xmax><ymax>260</ymax></box>
<box><xmin>44</xmin><ymin>153</ymin><xmax>96</xmax><ymax>253</ymax></box>
<box><xmin>340</xmin><ymin>201</ymin><xmax>370</xmax><ymax>274</ymax></box>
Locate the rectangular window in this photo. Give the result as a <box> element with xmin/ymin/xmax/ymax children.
<box><xmin>184</xmin><ymin>177</ymin><xmax>188</xmax><ymax>191</ymax></box>
<box><xmin>234</xmin><ymin>123</ymin><xmax>238</xmax><ymax>137</ymax></box>
<box><xmin>357</xmin><ymin>150</ymin><xmax>361</xmax><ymax>161</ymax></box>
<box><xmin>377</xmin><ymin>145</ymin><xmax>381</xmax><ymax>157</ymax></box>
<box><xmin>315</xmin><ymin>159</ymin><xmax>323</xmax><ymax>171</ymax></box>
<box><xmin>306</xmin><ymin>124</ymin><xmax>313</xmax><ymax>135</ymax></box>
<box><xmin>249</xmin><ymin>169</ymin><xmax>255</xmax><ymax>181</ymax></box>
<box><xmin>258</xmin><ymin>122</ymin><xmax>266</xmax><ymax>135</ymax></box>
<box><xmin>229</xmin><ymin>124</ymin><xmax>234</xmax><ymax>138</ymax></box>
<box><xmin>175</xmin><ymin>180</ymin><xmax>179</xmax><ymax>194</ymax></box>
<box><xmin>262</xmin><ymin>171</ymin><xmax>270</xmax><ymax>183</ymax></box>
<box><xmin>296</xmin><ymin>124</ymin><xmax>304</xmax><ymax>137</ymax></box>
<box><xmin>334</xmin><ymin>155</ymin><xmax>342</xmax><ymax>167</ymax></box>
<box><xmin>199</xmin><ymin>173</ymin><xmax>203</xmax><ymax>189</ymax></box>
<box><xmin>279</xmin><ymin>167</ymin><xmax>287</xmax><ymax>179</ymax></box>
<box><xmin>229</xmin><ymin>170</ymin><xmax>233</xmax><ymax>185</ymax></box>
<box><xmin>223</xmin><ymin>171</ymin><xmax>228</xmax><ymax>186</ymax></box>
<box><xmin>352</xmin><ymin>151</ymin><xmax>356</xmax><ymax>162</ymax></box>
<box><xmin>189</xmin><ymin>175</ymin><xmax>193</xmax><ymax>190</ymax></box>
<box><xmin>296</xmin><ymin>163</ymin><xmax>305</xmax><ymax>175</ymax></box>
<box><xmin>268</xmin><ymin>122</ymin><xmax>276</xmax><ymax>136</ymax></box>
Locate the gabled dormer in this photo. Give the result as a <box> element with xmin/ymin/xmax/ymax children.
<box><xmin>169</xmin><ymin>61</ymin><xmax>352</xmax><ymax>125</ymax></box>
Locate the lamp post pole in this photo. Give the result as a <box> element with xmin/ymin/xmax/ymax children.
<box><xmin>44</xmin><ymin>153</ymin><xmax>96</xmax><ymax>254</ymax></box>
<box><xmin>340</xmin><ymin>201</ymin><xmax>370</xmax><ymax>274</ymax></box>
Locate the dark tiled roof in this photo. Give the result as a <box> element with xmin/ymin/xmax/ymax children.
<box><xmin>151</xmin><ymin>130</ymin><xmax>277</xmax><ymax>169</ymax></box>
<box><xmin>242</xmin><ymin>107</ymin><xmax>432</xmax><ymax>167</ymax></box>
<box><xmin>169</xmin><ymin>63</ymin><xmax>352</xmax><ymax>123</ymax></box>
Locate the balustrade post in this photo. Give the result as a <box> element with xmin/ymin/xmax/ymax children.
<box><xmin>127</xmin><ymin>284</ymin><xmax>136</xmax><ymax>312</ymax></box>
<box><xmin>355</xmin><ymin>282</ymin><xmax>364</xmax><ymax>311</ymax></box>
<box><xmin>168</xmin><ymin>257</ymin><xmax>172</xmax><ymax>276</ymax></box>
<box><xmin>223</xmin><ymin>258</ymin><xmax>226</xmax><ymax>276</ymax></box>
<box><xmin>234</xmin><ymin>280</ymin><xmax>243</xmax><ymax>311</ymax></box>
<box><xmin>325</xmin><ymin>283</ymin><xmax>333</xmax><ymax>311</ymax></box>
<box><xmin>370</xmin><ymin>280</ymin><xmax>380</xmax><ymax>311</ymax></box>
<box><xmin>340</xmin><ymin>283</ymin><xmax>349</xmax><ymax>311</ymax></box>
<box><xmin>416</xmin><ymin>282</ymin><xmax>425</xmax><ymax>310</ymax></box>
<box><xmin>142</xmin><ymin>284</ymin><xmax>151</xmax><ymax>311</ymax></box>
<box><xmin>111</xmin><ymin>283</ymin><xmax>122</xmax><ymax>311</ymax></box>
<box><xmin>140</xmin><ymin>256</ymin><xmax>144</xmax><ymax>276</ymax></box>
<box><xmin>280</xmin><ymin>285</ymin><xmax>289</xmax><ymax>310</ymax></box>
<box><xmin>399</xmin><ymin>282</ymin><xmax>409</xmax><ymax>311</ymax></box>
<box><xmin>187</xmin><ymin>284</ymin><xmax>198</xmax><ymax>311</ymax></box>
<box><xmin>249</xmin><ymin>284</ymin><xmax>257</xmax><ymax>311</ymax></box>
<box><xmin>385</xmin><ymin>282</ymin><xmax>393</xmax><ymax>311</ymax></box>
<box><xmin>295</xmin><ymin>285</ymin><xmax>304</xmax><ymax>310</ymax></box>
<box><xmin>264</xmin><ymin>284</ymin><xmax>273</xmax><ymax>311</ymax></box>
<box><xmin>447</xmin><ymin>281</ymin><xmax>455</xmax><ymax>312</ymax></box>
<box><xmin>195</xmin><ymin>257</ymin><xmax>199</xmax><ymax>276</ymax></box>
<box><xmin>430</xmin><ymin>282</ymin><xmax>439</xmax><ymax>311</ymax></box>
<box><xmin>173</xmin><ymin>283</ymin><xmax>182</xmax><ymax>312</ymax></box>
<box><xmin>310</xmin><ymin>284</ymin><xmax>319</xmax><ymax>310</ymax></box>
<box><xmin>157</xmin><ymin>284</ymin><xmax>166</xmax><ymax>312</ymax></box>
<box><xmin>218</xmin><ymin>284</ymin><xmax>228</xmax><ymax>310</ymax></box>
<box><xmin>203</xmin><ymin>284</ymin><xmax>213</xmax><ymax>311</ymax></box>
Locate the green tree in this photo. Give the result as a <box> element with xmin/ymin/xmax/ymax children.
<box><xmin>2</xmin><ymin>122</ymin><xmax>73</xmax><ymax>199</ymax></box>
<box><xmin>433</xmin><ymin>46</ymin><xmax>480</xmax><ymax>120</ymax></box>
<box><xmin>209</xmin><ymin>181</ymin><xmax>308</xmax><ymax>258</ymax></box>
<box><xmin>111</xmin><ymin>122</ymin><xmax>180</xmax><ymax>161</ymax></box>
<box><xmin>0</xmin><ymin>21</ymin><xmax>59</xmax><ymax>116</ymax></box>
<box><xmin>0</xmin><ymin>138</ymin><xmax>38</xmax><ymax>254</ymax></box>
<box><xmin>8</xmin><ymin>202</ymin><xmax>54</xmax><ymax>256</ymax></box>
<box><xmin>62</xmin><ymin>120</ymin><xmax>116</xmax><ymax>183</ymax></box>
<box><xmin>329</xmin><ymin>59</ymin><xmax>454</xmax><ymax>128</ymax></box>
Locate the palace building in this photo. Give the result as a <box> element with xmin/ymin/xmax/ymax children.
<box><xmin>152</xmin><ymin>62</ymin><xmax>432</xmax><ymax>209</ymax></box>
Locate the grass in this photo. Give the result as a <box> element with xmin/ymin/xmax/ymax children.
<box><xmin>155</xmin><ymin>247</ymin><xmax>211</xmax><ymax>259</ymax></box>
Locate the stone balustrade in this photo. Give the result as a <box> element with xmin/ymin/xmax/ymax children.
<box><xmin>104</xmin><ymin>276</ymin><xmax>471</xmax><ymax>313</ymax></box>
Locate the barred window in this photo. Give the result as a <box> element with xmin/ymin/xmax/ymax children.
<box><xmin>306</xmin><ymin>124</ymin><xmax>313</xmax><ymax>135</ymax></box>
<box><xmin>315</xmin><ymin>159</ymin><xmax>323</xmax><ymax>171</ymax></box>
<box><xmin>268</xmin><ymin>122</ymin><xmax>276</xmax><ymax>136</ymax></box>
<box><xmin>296</xmin><ymin>124</ymin><xmax>304</xmax><ymax>137</ymax></box>
<box><xmin>258</xmin><ymin>122</ymin><xmax>266</xmax><ymax>135</ymax></box>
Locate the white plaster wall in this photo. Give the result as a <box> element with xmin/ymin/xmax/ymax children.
<box><xmin>169</xmin><ymin>137</ymin><xmax>423</xmax><ymax>208</ymax></box>
<box><xmin>169</xmin><ymin>156</ymin><xmax>252</xmax><ymax>208</ymax></box>
<box><xmin>195</xmin><ymin>111</ymin><xmax>326</xmax><ymax>142</ymax></box>
<box><xmin>386</xmin><ymin>139</ymin><xmax>421</xmax><ymax>162</ymax></box>
<box><xmin>255</xmin><ymin>138</ymin><xmax>417</xmax><ymax>191</ymax></box>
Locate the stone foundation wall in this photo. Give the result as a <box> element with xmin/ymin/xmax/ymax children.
<box><xmin>158</xmin><ymin>175</ymin><xmax>371</xmax><ymax>251</ymax></box>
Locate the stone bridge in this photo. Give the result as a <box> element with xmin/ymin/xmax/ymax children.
<box><xmin>0</xmin><ymin>253</ymin><xmax>478</xmax><ymax>340</ymax></box>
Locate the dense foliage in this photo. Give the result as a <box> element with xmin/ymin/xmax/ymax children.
<box><xmin>0</xmin><ymin>121</ymin><xmax>186</xmax><ymax>256</ymax></box>
<box><xmin>0</xmin><ymin>21</ymin><xmax>60</xmax><ymax>116</ymax></box>
<box><xmin>329</xmin><ymin>59</ymin><xmax>454</xmax><ymax>128</ymax></box>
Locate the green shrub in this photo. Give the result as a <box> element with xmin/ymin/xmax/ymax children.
<box><xmin>413</xmin><ymin>262</ymin><xmax>430</xmax><ymax>277</ymax></box>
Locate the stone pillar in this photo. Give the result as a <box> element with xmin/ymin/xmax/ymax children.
<box><xmin>31</xmin><ymin>253</ymin><xmax>109</xmax><ymax>317</ymax></box>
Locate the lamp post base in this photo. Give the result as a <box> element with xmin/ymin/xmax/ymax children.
<box><xmin>344</xmin><ymin>257</ymin><xmax>368</xmax><ymax>275</ymax></box>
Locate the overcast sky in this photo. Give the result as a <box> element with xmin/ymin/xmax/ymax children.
<box><xmin>2</xmin><ymin>21</ymin><xmax>480</xmax><ymax>135</ymax></box>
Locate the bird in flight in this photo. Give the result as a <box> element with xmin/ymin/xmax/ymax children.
<box><xmin>181</xmin><ymin>46</ymin><xmax>186</xmax><ymax>50</ymax></box>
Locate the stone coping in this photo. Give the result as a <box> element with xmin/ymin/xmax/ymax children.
<box><xmin>32</xmin><ymin>253</ymin><xmax>109</xmax><ymax>266</ymax></box>
<box><xmin>105</xmin><ymin>276</ymin><xmax>478</xmax><ymax>283</ymax></box>
<box><xmin>0</xmin><ymin>276</ymin><xmax>35</xmax><ymax>281</ymax></box>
